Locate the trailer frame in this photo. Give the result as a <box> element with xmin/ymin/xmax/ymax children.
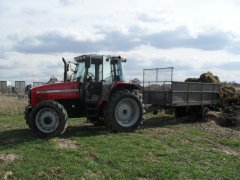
<box><xmin>142</xmin><ymin>68</ymin><xmax>220</xmax><ymax>116</ymax></box>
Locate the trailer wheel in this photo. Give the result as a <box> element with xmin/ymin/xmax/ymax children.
<box><xmin>29</xmin><ymin>101</ymin><xmax>68</xmax><ymax>138</ymax></box>
<box><xmin>175</xmin><ymin>107</ymin><xmax>187</xmax><ymax>118</ymax></box>
<box><xmin>104</xmin><ymin>91</ymin><xmax>143</xmax><ymax>132</ymax></box>
<box><xmin>200</xmin><ymin>106</ymin><xmax>210</xmax><ymax>119</ymax></box>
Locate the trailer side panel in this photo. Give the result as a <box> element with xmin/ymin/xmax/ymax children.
<box><xmin>171</xmin><ymin>82</ymin><xmax>220</xmax><ymax>107</ymax></box>
<box><xmin>142</xmin><ymin>68</ymin><xmax>220</xmax><ymax>108</ymax></box>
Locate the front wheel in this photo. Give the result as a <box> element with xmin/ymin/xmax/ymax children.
<box><xmin>25</xmin><ymin>105</ymin><xmax>33</xmax><ymax>130</ymax></box>
<box><xmin>104</xmin><ymin>91</ymin><xmax>143</xmax><ymax>132</ymax></box>
<box><xmin>29</xmin><ymin>101</ymin><xmax>68</xmax><ymax>138</ymax></box>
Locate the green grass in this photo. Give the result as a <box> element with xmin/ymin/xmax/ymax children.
<box><xmin>0</xmin><ymin>114</ymin><xmax>240</xmax><ymax>179</ymax></box>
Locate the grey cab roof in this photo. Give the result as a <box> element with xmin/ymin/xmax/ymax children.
<box><xmin>74</xmin><ymin>54</ymin><xmax>126</xmax><ymax>62</ymax></box>
<box><xmin>74</xmin><ymin>54</ymin><xmax>108</xmax><ymax>61</ymax></box>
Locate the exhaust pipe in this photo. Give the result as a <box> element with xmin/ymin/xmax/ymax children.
<box><xmin>62</xmin><ymin>58</ymin><xmax>67</xmax><ymax>82</ymax></box>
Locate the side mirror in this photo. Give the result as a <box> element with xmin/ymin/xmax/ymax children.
<box><xmin>85</xmin><ymin>58</ymin><xmax>91</xmax><ymax>69</ymax></box>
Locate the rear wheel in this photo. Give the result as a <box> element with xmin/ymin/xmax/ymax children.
<box><xmin>29</xmin><ymin>101</ymin><xmax>68</xmax><ymax>138</ymax></box>
<box><xmin>104</xmin><ymin>91</ymin><xmax>143</xmax><ymax>132</ymax></box>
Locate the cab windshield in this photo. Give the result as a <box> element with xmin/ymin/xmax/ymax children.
<box><xmin>72</xmin><ymin>56</ymin><xmax>125</xmax><ymax>82</ymax></box>
<box><xmin>73</xmin><ymin>61</ymin><xmax>85</xmax><ymax>82</ymax></box>
<box><xmin>111</xmin><ymin>60</ymin><xmax>125</xmax><ymax>82</ymax></box>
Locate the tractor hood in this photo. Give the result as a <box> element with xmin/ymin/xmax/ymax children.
<box><xmin>32</xmin><ymin>81</ymin><xmax>79</xmax><ymax>92</ymax></box>
<box><xmin>30</xmin><ymin>82</ymin><xmax>80</xmax><ymax>106</ymax></box>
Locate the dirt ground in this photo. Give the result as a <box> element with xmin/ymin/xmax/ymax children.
<box><xmin>52</xmin><ymin>138</ymin><xmax>79</xmax><ymax>150</ymax></box>
<box><xmin>141</xmin><ymin>112</ymin><xmax>240</xmax><ymax>140</ymax></box>
<box><xmin>0</xmin><ymin>154</ymin><xmax>20</xmax><ymax>164</ymax></box>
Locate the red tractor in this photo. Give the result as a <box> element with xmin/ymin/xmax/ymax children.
<box><xmin>25</xmin><ymin>55</ymin><xmax>144</xmax><ymax>137</ymax></box>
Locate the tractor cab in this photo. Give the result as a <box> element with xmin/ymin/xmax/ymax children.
<box><xmin>70</xmin><ymin>55</ymin><xmax>127</xmax><ymax>116</ymax></box>
<box><xmin>63</xmin><ymin>55</ymin><xmax>126</xmax><ymax>83</ymax></box>
<box><xmin>73</xmin><ymin>54</ymin><xmax>126</xmax><ymax>84</ymax></box>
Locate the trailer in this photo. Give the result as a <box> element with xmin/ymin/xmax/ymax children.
<box><xmin>143</xmin><ymin>67</ymin><xmax>220</xmax><ymax>117</ymax></box>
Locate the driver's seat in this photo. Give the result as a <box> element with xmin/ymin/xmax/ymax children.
<box><xmin>85</xmin><ymin>81</ymin><xmax>102</xmax><ymax>105</ymax></box>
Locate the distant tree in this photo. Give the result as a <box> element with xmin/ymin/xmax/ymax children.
<box><xmin>130</xmin><ymin>78</ymin><xmax>141</xmax><ymax>86</ymax></box>
<box><xmin>46</xmin><ymin>76</ymin><xmax>58</xmax><ymax>84</ymax></box>
<box><xmin>222</xmin><ymin>81</ymin><xmax>240</xmax><ymax>87</ymax></box>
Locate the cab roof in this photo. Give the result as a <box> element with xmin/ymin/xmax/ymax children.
<box><xmin>74</xmin><ymin>54</ymin><xmax>126</xmax><ymax>62</ymax></box>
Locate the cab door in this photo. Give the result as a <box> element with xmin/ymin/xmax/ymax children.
<box><xmin>101</xmin><ymin>56</ymin><xmax>112</xmax><ymax>101</ymax></box>
<box><xmin>84</xmin><ymin>58</ymin><xmax>103</xmax><ymax>105</ymax></box>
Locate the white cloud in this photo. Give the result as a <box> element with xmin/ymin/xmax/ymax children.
<box><xmin>1</xmin><ymin>0</ymin><xmax>240</xmax><ymax>84</ymax></box>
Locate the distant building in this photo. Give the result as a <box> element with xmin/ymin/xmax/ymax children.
<box><xmin>33</xmin><ymin>82</ymin><xmax>44</xmax><ymax>87</ymax></box>
<box><xmin>0</xmin><ymin>81</ymin><xmax>7</xmax><ymax>94</ymax></box>
<box><xmin>15</xmin><ymin>81</ymin><xmax>25</xmax><ymax>94</ymax></box>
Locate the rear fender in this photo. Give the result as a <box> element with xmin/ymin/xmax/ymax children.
<box><xmin>111</xmin><ymin>83</ymin><xmax>141</xmax><ymax>94</ymax></box>
<box><xmin>102</xmin><ymin>83</ymin><xmax>141</xmax><ymax>103</ymax></box>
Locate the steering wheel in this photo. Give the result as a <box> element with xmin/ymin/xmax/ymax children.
<box><xmin>87</xmin><ymin>72</ymin><xmax>95</xmax><ymax>82</ymax></box>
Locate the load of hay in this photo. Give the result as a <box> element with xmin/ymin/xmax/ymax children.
<box><xmin>185</xmin><ymin>78</ymin><xmax>200</xmax><ymax>82</ymax></box>
<box><xmin>185</xmin><ymin>71</ymin><xmax>238</xmax><ymax>105</ymax></box>
<box><xmin>185</xmin><ymin>71</ymin><xmax>240</xmax><ymax>126</ymax></box>
<box><xmin>199</xmin><ymin>72</ymin><xmax>220</xmax><ymax>83</ymax></box>
<box><xmin>185</xmin><ymin>71</ymin><xmax>220</xmax><ymax>84</ymax></box>
<box><xmin>220</xmin><ymin>85</ymin><xmax>237</xmax><ymax>98</ymax></box>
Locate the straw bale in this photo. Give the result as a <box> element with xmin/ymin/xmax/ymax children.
<box><xmin>185</xmin><ymin>78</ymin><xmax>200</xmax><ymax>82</ymax></box>
<box><xmin>221</xmin><ymin>85</ymin><xmax>236</xmax><ymax>97</ymax></box>
<box><xmin>199</xmin><ymin>72</ymin><xmax>220</xmax><ymax>83</ymax></box>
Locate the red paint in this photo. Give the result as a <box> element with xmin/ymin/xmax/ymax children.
<box><xmin>31</xmin><ymin>82</ymin><xmax>80</xmax><ymax>106</ymax></box>
<box><xmin>111</xmin><ymin>81</ymin><xmax>129</xmax><ymax>89</ymax></box>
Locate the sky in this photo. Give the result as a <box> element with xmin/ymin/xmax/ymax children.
<box><xmin>1</xmin><ymin>0</ymin><xmax>240</xmax><ymax>84</ymax></box>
